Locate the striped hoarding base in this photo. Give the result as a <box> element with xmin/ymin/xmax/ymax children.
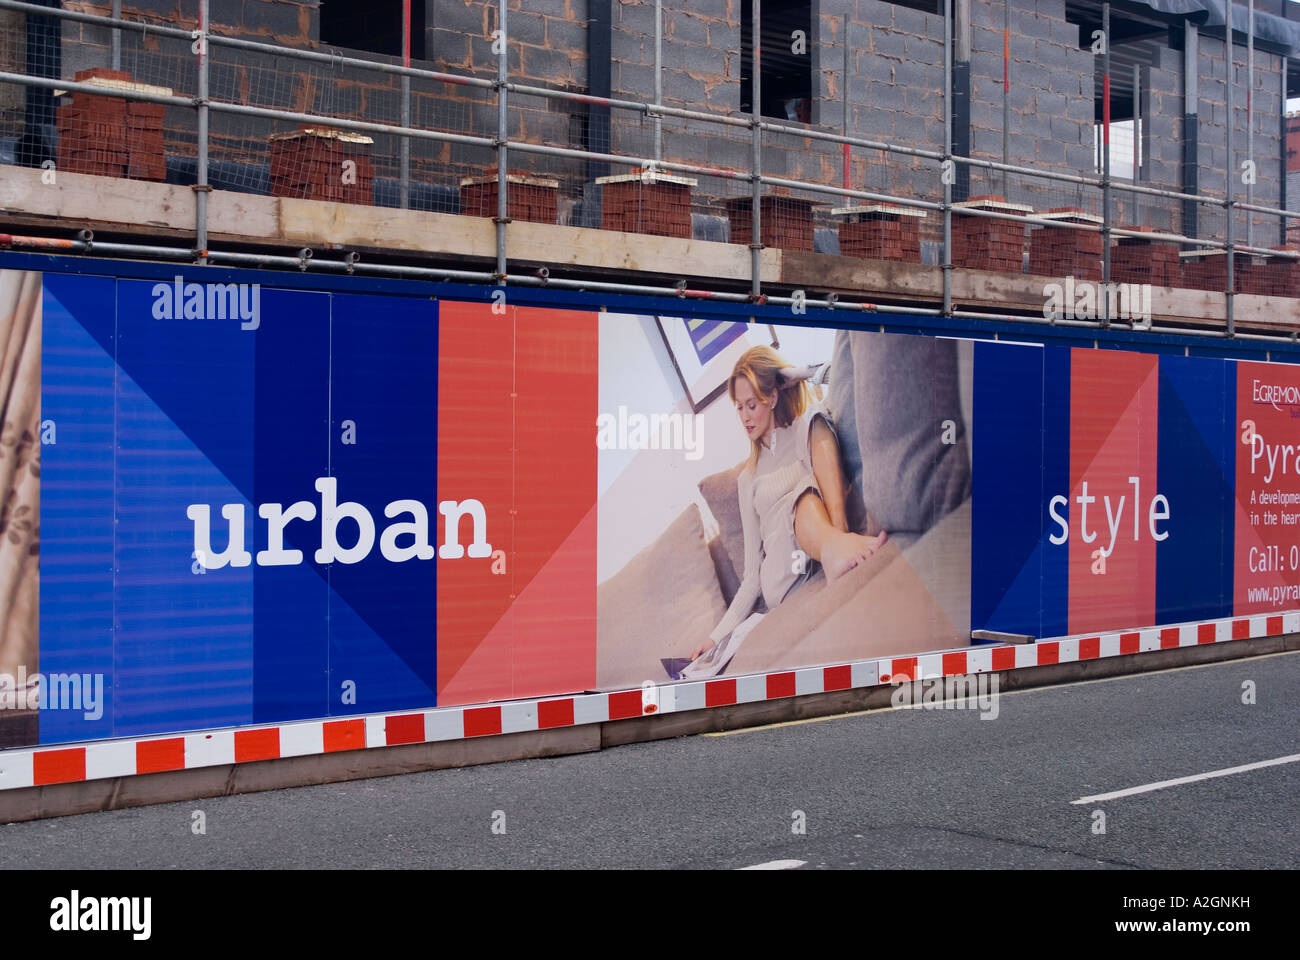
<box><xmin>2</xmin><ymin>611</ymin><xmax>1296</xmax><ymax>792</ymax></box>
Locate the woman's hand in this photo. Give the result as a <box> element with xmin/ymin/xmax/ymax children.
<box><xmin>688</xmin><ymin>639</ymin><xmax>715</xmax><ymax>661</ymax></box>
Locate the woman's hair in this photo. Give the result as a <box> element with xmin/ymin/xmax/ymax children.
<box><xmin>729</xmin><ymin>345</ymin><xmax>812</xmax><ymax>463</ymax></box>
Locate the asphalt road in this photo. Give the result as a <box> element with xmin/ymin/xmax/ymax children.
<box><xmin>2</xmin><ymin>651</ymin><xmax>1297</xmax><ymax>869</ymax></box>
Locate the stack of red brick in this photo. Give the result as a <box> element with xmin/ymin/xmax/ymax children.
<box><xmin>126</xmin><ymin>99</ymin><xmax>166</xmax><ymax>181</ymax></box>
<box><xmin>460</xmin><ymin>168</ymin><xmax>559</xmax><ymax>223</ymax></box>
<box><xmin>597</xmin><ymin>172</ymin><xmax>694</xmax><ymax>238</ymax></box>
<box><xmin>56</xmin><ymin>68</ymin><xmax>167</xmax><ymax>181</ymax></box>
<box><xmin>951</xmin><ymin>196</ymin><xmax>1030</xmax><ymax>273</ymax></box>
<box><xmin>725</xmin><ymin>195</ymin><xmax>815</xmax><ymax>252</ymax></box>
<box><xmin>269</xmin><ymin>126</ymin><xmax>374</xmax><ymax>204</ymax></box>
<box><xmin>1258</xmin><ymin>247</ymin><xmax>1300</xmax><ymax>298</ymax></box>
<box><xmin>1027</xmin><ymin>208</ymin><xmax>1103</xmax><ymax>280</ymax></box>
<box><xmin>1181</xmin><ymin>251</ymin><xmax>1264</xmax><ymax>294</ymax></box>
<box><xmin>835</xmin><ymin>205</ymin><xmax>923</xmax><ymax>262</ymax></box>
<box><xmin>1110</xmin><ymin>226</ymin><xmax>1181</xmax><ymax>287</ymax></box>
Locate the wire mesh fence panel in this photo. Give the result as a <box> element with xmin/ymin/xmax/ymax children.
<box><xmin>1110</xmin><ymin>188</ymin><xmax>1185</xmax><ymax>290</ymax></box>
<box><xmin>0</xmin><ymin>5</ymin><xmax>23</xmax><ymax>144</ymax></box>
<box><xmin>407</xmin><ymin>76</ymin><xmax>492</xmax><ymax>217</ymax></box>
<box><xmin>494</xmin><ymin>89</ymin><xmax>594</xmax><ymax>227</ymax></box>
<box><xmin>204</xmin><ymin>42</ymin><xmax>478</xmax><ymax>209</ymax></box>
<box><xmin>696</xmin><ymin>169</ymin><xmax>752</xmax><ymax>261</ymax></box>
<box><xmin>1</xmin><ymin>5</ymin><xmax>198</xmax><ymax>185</ymax></box>
<box><xmin>1184</xmin><ymin>197</ymin><xmax>1233</xmax><ymax>294</ymax></box>
<box><xmin>759</xmin><ymin>125</ymin><xmax>859</xmax><ymax>256</ymax></box>
<box><xmin>612</xmin><ymin>108</ymin><xmax>746</xmax><ymax>243</ymax></box>
<box><xmin>833</xmin><ymin>144</ymin><xmax>944</xmax><ymax>266</ymax></box>
<box><xmin>589</xmin><ymin>104</ymin><xmax>685</xmax><ymax>238</ymax></box>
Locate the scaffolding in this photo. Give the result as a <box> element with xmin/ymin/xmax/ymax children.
<box><xmin>0</xmin><ymin>0</ymin><xmax>1298</xmax><ymax>342</ymax></box>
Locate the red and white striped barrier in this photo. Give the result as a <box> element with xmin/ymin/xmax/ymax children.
<box><xmin>1</xmin><ymin>611</ymin><xmax>1295</xmax><ymax>791</ymax></box>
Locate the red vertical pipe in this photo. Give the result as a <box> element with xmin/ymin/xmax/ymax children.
<box><xmin>1003</xmin><ymin>28</ymin><xmax>1009</xmax><ymax>92</ymax></box>
<box><xmin>403</xmin><ymin>0</ymin><xmax>411</xmax><ymax>67</ymax></box>
<box><xmin>1103</xmin><ymin>74</ymin><xmax>1111</xmax><ymax>147</ymax></box>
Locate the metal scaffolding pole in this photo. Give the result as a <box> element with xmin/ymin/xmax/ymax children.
<box><xmin>1247</xmin><ymin>0</ymin><xmax>1254</xmax><ymax>248</ymax></box>
<box><xmin>496</xmin><ymin>0</ymin><xmax>508</xmax><ymax>282</ymax></box>
<box><xmin>110</xmin><ymin>0</ymin><xmax>121</xmax><ymax>71</ymax></box>
<box><xmin>1282</xmin><ymin>57</ymin><xmax>1289</xmax><ymax>247</ymax></box>
<box><xmin>1102</xmin><ymin>3</ymin><xmax>1111</xmax><ymax>324</ymax></box>
<box><xmin>944</xmin><ymin>0</ymin><xmax>953</xmax><ymax>316</ymax></box>
<box><xmin>195</xmin><ymin>0</ymin><xmax>210</xmax><ymax>265</ymax></box>
<box><xmin>1133</xmin><ymin>64</ymin><xmax>1140</xmax><ymax>187</ymax></box>
<box><xmin>400</xmin><ymin>0</ymin><xmax>411</xmax><ymax>210</ymax></box>
<box><xmin>842</xmin><ymin>13</ymin><xmax>849</xmax><ymax>192</ymax></box>
<box><xmin>1227</xmin><ymin>18</ymin><xmax>1237</xmax><ymax>336</ymax></box>
<box><xmin>654</xmin><ymin>0</ymin><xmax>663</xmax><ymax>161</ymax></box>
<box><xmin>1002</xmin><ymin>0</ymin><xmax>1009</xmax><ymax>195</ymax></box>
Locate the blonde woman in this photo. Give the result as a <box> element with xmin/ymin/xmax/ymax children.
<box><xmin>683</xmin><ymin>345</ymin><xmax>887</xmax><ymax>676</ymax></box>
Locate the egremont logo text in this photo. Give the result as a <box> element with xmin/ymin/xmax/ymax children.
<box><xmin>1252</xmin><ymin>378</ymin><xmax>1300</xmax><ymax>411</ymax></box>
<box><xmin>1043</xmin><ymin>276</ymin><xmax>1151</xmax><ymax>325</ymax></box>
<box><xmin>152</xmin><ymin>275</ymin><xmax>260</xmax><ymax>330</ymax></box>
<box><xmin>188</xmin><ymin>478</ymin><xmax>490</xmax><ymax>568</ymax></box>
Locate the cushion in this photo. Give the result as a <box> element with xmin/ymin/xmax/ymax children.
<box><xmin>698</xmin><ymin>460</ymin><xmax>747</xmax><ymax>582</ymax></box>
<box><xmin>826</xmin><ymin>329</ymin><xmax>971</xmax><ymax>537</ymax></box>
<box><xmin>596</xmin><ymin>504</ymin><xmax>727</xmax><ymax>689</ymax></box>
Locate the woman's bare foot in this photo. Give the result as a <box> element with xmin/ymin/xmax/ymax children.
<box><xmin>820</xmin><ymin>530</ymin><xmax>889</xmax><ymax>582</ymax></box>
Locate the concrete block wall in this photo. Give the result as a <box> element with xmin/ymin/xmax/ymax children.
<box><xmin>811</xmin><ymin>0</ymin><xmax>949</xmax><ymax>219</ymax></box>
<box><xmin>424</xmin><ymin>0</ymin><xmax>592</xmax><ymax>195</ymax></box>
<box><xmin>1194</xmin><ymin>34</ymin><xmax>1286</xmax><ymax>247</ymax></box>
<box><xmin>968</xmin><ymin>0</ymin><xmax>1093</xmax><ymax>165</ymax></box>
<box><xmin>611</xmin><ymin>0</ymin><xmax>749</xmax><ymax>211</ymax></box>
<box><xmin>610</xmin><ymin>0</ymin><xmax>954</xmax><ymax>231</ymax></box>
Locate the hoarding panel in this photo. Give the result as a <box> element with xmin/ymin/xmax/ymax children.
<box><xmin>327</xmin><ymin>293</ymin><xmax>438</xmax><ymax>716</ymax></box>
<box><xmin>4</xmin><ymin>261</ymin><xmax>1299</xmax><ymax>755</ymax></box>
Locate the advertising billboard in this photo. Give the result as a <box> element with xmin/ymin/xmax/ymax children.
<box><xmin>0</xmin><ymin>265</ymin><xmax>1296</xmax><ymax>751</ymax></box>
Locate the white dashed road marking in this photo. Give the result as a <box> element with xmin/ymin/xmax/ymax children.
<box><xmin>1072</xmin><ymin>753</ymin><xmax>1300</xmax><ymax>805</ymax></box>
<box><xmin>739</xmin><ymin>859</ymin><xmax>807</xmax><ymax>870</ymax></box>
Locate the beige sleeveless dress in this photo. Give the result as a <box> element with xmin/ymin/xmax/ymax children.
<box><xmin>682</xmin><ymin>409</ymin><xmax>832</xmax><ymax>678</ymax></box>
